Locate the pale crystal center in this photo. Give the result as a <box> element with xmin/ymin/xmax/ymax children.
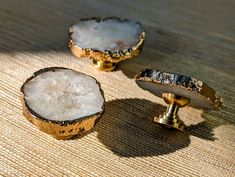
<box><xmin>23</xmin><ymin>69</ymin><xmax>104</xmax><ymax>121</ymax></box>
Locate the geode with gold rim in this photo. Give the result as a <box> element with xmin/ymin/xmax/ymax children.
<box><xmin>135</xmin><ymin>69</ymin><xmax>222</xmax><ymax>110</ymax></box>
<box><xmin>21</xmin><ymin>67</ymin><xmax>105</xmax><ymax>140</ymax></box>
<box><xmin>69</xmin><ymin>17</ymin><xmax>145</xmax><ymax>71</ymax></box>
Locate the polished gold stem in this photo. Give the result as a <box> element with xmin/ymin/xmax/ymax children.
<box><xmin>154</xmin><ymin>93</ymin><xmax>190</xmax><ymax>131</ymax></box>
<box><xmin>92</xmin><ymin>59</ymin><xmax>117</xmax><ymax>71</ymax></box>
<box><xmin>165</xmin><ymin>103</ymin><xmax>179</xmax><ymax>119</ymax></box>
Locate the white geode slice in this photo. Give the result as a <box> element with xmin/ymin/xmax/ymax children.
<box><xmin>21</xmin><ymin>67</ymin><xmax>105</xmax><ymax>139</ymax></box>
<box><xmin>70</xmin><ymin>18</ymin><xmax>144</xmax><ymax>52</ymax></box>
<box><xmin>23</xmin><ymin>68</ymin><xmax>104</xmax><ymax>121</ymax></box>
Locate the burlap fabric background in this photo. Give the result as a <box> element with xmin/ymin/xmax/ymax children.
<box><xmin>0</xmin><ymin>0</ymin><xmax>235</xmax><ymax>176</ymax></box>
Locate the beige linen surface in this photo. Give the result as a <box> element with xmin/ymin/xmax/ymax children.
<box><xmin>0</xmin><ymin>0</ymin><xmax>235</xmax><ymax>176</ymax></box>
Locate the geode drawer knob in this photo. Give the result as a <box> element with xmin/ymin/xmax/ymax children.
<box><xmin>69</xmin><ymin>17</ymin><xmax>145</xmax><ymax>71</ymax></box>
<box><xmin>135</xmin><ymin>69</ymin><xmax>222</xmax><ymax>131</ymax></box>
<box><xmin>20</xmin><ymin>67</ymin><xmax>105</xmax><ymax>139</ymax></box>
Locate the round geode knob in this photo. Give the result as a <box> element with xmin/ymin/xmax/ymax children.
<box><xmin>69</xmin><ymin>17</ymin><xmax>145</xmax><ymax>71</ymax></box>
<box><xmin>21</xmin><ymin>67</ymin><xmax>105</xmax><ymax>139</ymax></box>
<box><xmin>135</xmin><ymin>69</ymin><xmax>222</xmax><ymax>131</ymax></box>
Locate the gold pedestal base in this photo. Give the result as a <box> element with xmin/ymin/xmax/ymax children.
<box><xmin>154</xmin><ymin>93</ymin><xmax>190</xmax><ymax>131</ymax></box>
<box><xmin>93</xmin><ymin>59</ymin><xmax>117</xmax><ymax>71</ymax></box>
<box><xmin>154</xmin><ymin>115</ymin><xmax>185</xmax><ymax>131</ymax></box>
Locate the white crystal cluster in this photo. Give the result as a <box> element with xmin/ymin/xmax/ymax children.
<box><xmin>23</xmin><ymin>69</ymin><xmax>104</xmax><ymax>121</ymax></box>
<box><xmin>71</xmin><ymin>18</ymin><xmax>143</xmax><ymax>51</ymax></box>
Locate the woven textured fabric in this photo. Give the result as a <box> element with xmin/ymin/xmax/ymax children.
<box><xmin>0</xmin><ymin>0</ymin><xmax>235</xmax><ymax>176</ymax></box>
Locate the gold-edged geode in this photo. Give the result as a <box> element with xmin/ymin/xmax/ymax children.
<box><xmin>69</xmin><ymin>17</ymin><xmax>145</xmax><ymax>71</ymax></box>
<box><xmin>21</xmin><ymin>67</ymin><xmax>105</xmax><ymax>140</ymax></box>
<box><xmin>135</xmin><ymin>69</ymin><xmax>222</xmax><ymax>110</ymax></box>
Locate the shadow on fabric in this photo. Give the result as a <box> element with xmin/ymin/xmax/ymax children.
<box><xmin>95</xmin><ymin>98</ymin><xmax>218</xmax><ymax>157</ymax></box>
